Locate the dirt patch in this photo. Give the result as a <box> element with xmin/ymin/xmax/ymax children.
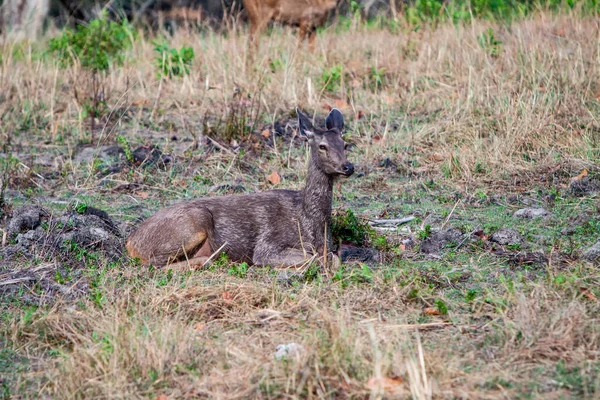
<box><xmin>513</xmin><ymin>207</ymin><xmax>552</xmax><ymax>219</ymax></box>
<box><xmin>569</xmin><ymin>177</ymin><xmax>600</xmax><ymax>197</ymax></box>
<box><xmin>420</xmin><ymin>228</ymin><xmax>463</xmax><ymax>255</ymax></box>
<box><xmin>1</xmin><ymin>204</ymin><xmax>124</xmax><ymax>304</ymax></box>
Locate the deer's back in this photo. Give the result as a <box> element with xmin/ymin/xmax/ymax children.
<box><xmin>245</xmin><ymin>0</ymin><xmax>336</xmax><ymax>25</ymax></box>
<box><xmin>190</xmin><ymin>189</ymin><xmax>302</xmax><ymax>262</ymax></box>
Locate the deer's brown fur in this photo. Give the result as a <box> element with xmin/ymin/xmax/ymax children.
<box><xmin>126</xmin><ymin>108</ymin><xmax>354</xmax><ymax>269</ymax></box>
<box><xmin>242</xmin><ymin>0</ymin><xmax>337</xmax><ymax>50</ymax></box>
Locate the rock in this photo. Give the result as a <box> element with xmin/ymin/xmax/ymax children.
<box><xmin>7</xmin><ymin>205</ymin><xmax>47</xmax><ymax>237</ymax></box>
<box><xmin>513</xmin><ymin>207</ymin><xmax>551</xmax><ymax>219</ymax></box>
<box><xmin>74</xmin><ymin>145</ymin><xmax>125</xmax><ymax>165</ymax></box>
<box><xmin>570</xmin><ymin>178</ymin><xmax>600</xmax><ymax>197</ymax></box>
<box><xmin>581</xmin><ymin>241</ymin><xmax>600</xmax><ymax>263</ymax></box>
<box><xmin>274</xmin><ymin>343</ymin><xmax>304</xmax><ymax>360</ymax></box>
<box><xmin>132</xmin><ymin>145</ymin><xmax>172</xmax><ymax>167</ymax></box>
<box><xmin>340</xmin><ymin>245</ymin><xmax>380</xmax><ymax>264</ymax></box>
<box><xmin>420</xmin><ymin>228</ymin><xmax>463</xmax><ymax>254</ymax></box>
<box><xmin>15</xmin><ymin>227</ymin><xmax>45</xmax><ymax>246</ymax></box>
<box><xmin>490</xmin><ymin>228</ymin><xmax>524</xmax><ymax>246</ymax></box>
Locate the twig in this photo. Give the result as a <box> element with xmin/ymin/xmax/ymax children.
<box><xmin>368</xmin><ymin>216</ymin><xmax>415</xmax><ymax>227</ymax></box>
<box><xmin>441</xmin><ymin>199</ymin><xmax>461</xmax><ymax>230</ymax></box>
<box><xmin>381</xmin><ymin>322</ymin><xmax>453</xmax><ymax>330</ymax></box>
<box><xmin>0</xmin><ymin>277</ymin><xmax>36</xmax><ymax>286</ymax></box>
<box><xmin>202</xmin><ymin>242</ymin><xmax>228</xmax><ymax>266</ymax></box>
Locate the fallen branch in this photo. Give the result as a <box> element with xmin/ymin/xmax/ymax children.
<box><xmin>0</xmin><ymin>277</ymin><xmax>36</xmax><ymax>286</ymax></box>
<box><xmin>368</xmin><ymin>216</ymin><xmax>415</xmax><ymax>227</ymax></box>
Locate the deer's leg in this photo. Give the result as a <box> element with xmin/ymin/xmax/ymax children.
<box><xmin>307</xmin><ymin>28</ymin><xmax>317</xmax><ymax>52</ymax></box>
<box><xmin>126</xmin><ymin>206</ymin><xmax>214</xmax><ymax>267</ymax></box>
<box><xmin>297</xmin><ymin>21</ymin><xmax>310</xmax><ymax>49</ymax></box>
<box><xmin>253</xmin><ymin>248</ymin><xmax>314</xmax><ymax>268</ymax></box>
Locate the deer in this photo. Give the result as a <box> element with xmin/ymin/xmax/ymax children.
<box><xmin>242</xmin><ymin>0</ymin><xmax>337</xmax><ymax>51</ymax></box>
<box><xmin>126</xmin><ymin>108</ymin><xmax>354</xmax><ymax>270</ymax></box>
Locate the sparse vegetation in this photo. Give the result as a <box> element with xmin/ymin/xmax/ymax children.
<box><xmin>1</xmin><ymin>4</ymin><xmax>599</xmax><ymax>399</ymax></box>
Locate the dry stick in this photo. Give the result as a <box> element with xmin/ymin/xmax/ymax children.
<box><xmin>416</xmin><ymin>330</ymin><xmax>429</xmax><ymax>397</ymax></box>
<box><xmin>1</xmin><ymin>229</ymin><xmax>6</xmax><ymax>247</ymax></box>
<box><xmin>0</xmin><ymin>277</ymin><xmax>36</xmax><ymax>286</ymax></box>
<box><xmin>440</xmin><ymin>199</ymin><xmax>461</xmax><ymax>230</ymax></box>
<box><xmin>384</xmin><ymin>322</ymin><xmax>453</xmax><ymax>330</ymax></box>
<box><xmin>202</xmin><ymin>242</ymin><xmax>228</xmax><ymax>266</ymax></box>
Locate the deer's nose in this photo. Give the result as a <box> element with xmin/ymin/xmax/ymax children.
<box><xmin>342</xmin><ymin>162</ymin><xmax>354</xmax><ymax>176</ymax></box>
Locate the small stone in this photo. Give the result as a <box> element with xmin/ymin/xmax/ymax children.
<box><xmin>490</xmin><ymin>228</ymin><xmax>524</xmax><ymax>246</ymax></box>
<box><xmin>582</xmin><ymin>241</ymin><xmax>600</xmax><ymax>263</ymax></box>
<box><xmin>90</xmin><ymin>227</ymin><xmax>110</xmax><ymax>241</ymax></box>
<box><xmin>513</xmin><ymin>207</ymin><xmax>551</xmax><ymax>219</ymax></box>
<box><xmin>274</xmin><ymin>343</ymin><xmax>304</xmax><ymax>360</ymax></box>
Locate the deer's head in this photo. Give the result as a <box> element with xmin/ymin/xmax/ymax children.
<box><xmin>297</xmin><ymin>108</ymin><xmax>354</xmax><ymax>177</ymax></box>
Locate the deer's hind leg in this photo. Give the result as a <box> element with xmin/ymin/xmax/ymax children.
<box><xmin>253</xmin><ymin>248</ymin><xmax>313</xmax><ymax>268</ymax></box>
<box><xmin>126</xmin><ymin>206</ymin><xmax>214</xmax><ymax>269</ymax></box>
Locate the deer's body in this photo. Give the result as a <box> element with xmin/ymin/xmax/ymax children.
<box><xmin>126</xmin><ymin>109</ymin><xmax>353</xmax><ymax>269</ymax></box>
<box><xmin>243</xmin><ymin>0</ymin><xmax>337</xmax><ymax>49</ymax></box>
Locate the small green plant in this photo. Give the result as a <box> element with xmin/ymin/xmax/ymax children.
<box><xmin>269</xmin><ymin>58</ymin><xmax>283</xmax><ymax>73</ymax></box>
<box><xmin>74</xmin><ymin>201</ymin><xmax>88</xmax><ymax>214</ymax></box>
<box><xmin>369</xmin><ymin>66</ymin><xmax>386</xmax><ymax>91</ymax></box>
<box><xmin>47</xmin><ymin>12</ymin><xmax>135</xmax><ymax>133</ymax></box>
<box><xmin>435</xmin><ymin>299</ymin><xmax>448</xmax><ymax>315</ymax></box>
<box><xmin>156</xmin><ymin>269</ymin><xmax>173</xmax><ymax>286</ymax></box>
<box><xmin>320</xmin><ymin>64</ymin><xmax>343</xmax><ymax>93</ymax></box>
<box><xmin>153</xmin><ymin>39</ymin><xmax>195</xmax><ymax>78</ymax></box>
<box><xmin>417</xmin><ymin>224</ymin><xmax>432</xmax><ymax>240</ymax></box>
<box><xmin>478</xmin><ymin>28</ymin><xmax>502</xmax><ymax>57</ymax></box>
<box><xmin>331</xmin><ymin>209</ymin><xmax>371</xmax><ymax>246</ymax></box>
<box><xmin>228</xmin><ymin>262</ymin><xmax>249</xmax><ymax>278</ymax></box>
<box><xmin>333</xmin><ymin>264</ymin><xmax>372</xmax><ymax>288</ymax></box>
<box><xmin>116</xmin><ymin>135</ymin><xmax>134</xmax><ymax>163</ymax></box>
<box><xmin>48</xmin><ymin>12</ymin><xmax>134</xmax><ymax>71</ymax></box>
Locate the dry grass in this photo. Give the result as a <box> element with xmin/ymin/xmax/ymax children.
<box><xmin>5</xmin><ymin>268</ymin><xmax>599</xmax><ymax>398</ymax></box>
<box><xmin>1</xmin><ymin>13</ymin><xmax>599</xmax><ymax>181</ymax></box>
<box><xmin>1</xmin><ymin>11</ymin><xmax>600</xmax><ymax>400</ymax></box>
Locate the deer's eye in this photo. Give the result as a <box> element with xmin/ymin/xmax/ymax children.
<box><xmin>319</xmin><ymin>144</ymin><xmax>327</xmax><ymax>151</ymax></box>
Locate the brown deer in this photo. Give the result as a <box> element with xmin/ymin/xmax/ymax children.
<box><xmin>126</xmin><ymin>108</ymin><xmax>354</xmax><ymax>269</ymax></box>
<box><xmin>242</xmin><ymin>0</ymin><xmax>337</xmax><ymax>50</ymax></box>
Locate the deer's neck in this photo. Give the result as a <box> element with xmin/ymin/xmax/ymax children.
<box><xmin>300</xmin><ymin>153</ymin><xmax>333</xmax><ymax>251</ymax></box>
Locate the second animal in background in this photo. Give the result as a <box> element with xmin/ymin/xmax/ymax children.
<box><xmin>242</xmin><ymin>0</ymin><xmax>337</xmax><ymax>50</ymax></box>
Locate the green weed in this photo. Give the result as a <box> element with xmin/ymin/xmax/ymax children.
<box><xmin>153</xmin><ymin>39</ymin><xmax>194</xmax><ymax>78</ymax></box>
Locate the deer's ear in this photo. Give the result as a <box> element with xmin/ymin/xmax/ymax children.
<box><xmin>297</xmin><ymin>108</ymin><xmax>315</xmax><ymax>140</ymax></box>
<box><xmin>326</xmin><ymin>108</ymin><xmax>344</xmax><ymax>132</ymax></box>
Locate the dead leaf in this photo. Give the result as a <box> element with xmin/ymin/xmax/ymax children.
<box><xmin>366</xmin><ymin>376</ymin><xmax>404</xmax><ymax>393</ymax></box>
<box><xmin>356</xmin><ymin>110</ymin><xmax>365</xmax><ymax>120</ymax></box>
<box><xmin>323</xmin><ymin>103</ymin><xmax>333</xmax><ymax>111</ymax></box>
<box><xmin>580</xmin><ymin>287</ymin><xmax>598</xmax><ymax>302</ymax></box>
<box><xmin>430</xmin><ymin>153</ymin><xmax>444</xmax><ymax>162</ymax></box>
<box><xmin>334</xmin><ymin>99</ymin><xmax>349</xmax><ymax>109</ymax></box>
<box><xmin>266</xmin><ymin>172</ymin><xmax>281</xmax><ymax>185</ymax></box>
<box><xmin>261</xmin><ymin>129</ymin><xmax>271</xmax><ymax>138</ymax></box>
<box><xmin>372</xmin><ymin>134</ymin><xmax>383</xmax><ymax>143</ymax></box>
<box><xmin>221</xmin><ymin>291</ymin><xmax>233</xmax><ymax>301</ymax></box>
<box><xmin>136</xmin><ymin>191</ymin><xmax>149</xmax><ymax>199</ymax></box>
<box><xmin>571</xmin><ymin>169</ymin><xmax>588</xmax><ymax>182</ymax></box>
<box><xmin>398</xmin><ymin>243</ymin><xmax>406</xmax><ymax>251</ymax></box>
<box><xmin>552</xmin><ymin>28</ymin><xmax>566</xmax><ymax>37</ymax></box>
<box><xmin>423</xmin><ymin>307</ymin><xmax>440</xmax><ymax>316</ymax></box>
<box><xmin>156</xmin><ymin>395</ymin><xmax>168</xmax><ymax>400</ymax></box>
